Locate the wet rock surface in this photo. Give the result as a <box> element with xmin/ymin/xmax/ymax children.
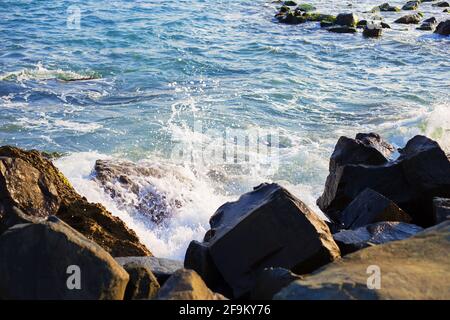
<box><xmin>0</xmin><ymin>146</ymin><xmax>151</xmax><ymax>257</ymax></box>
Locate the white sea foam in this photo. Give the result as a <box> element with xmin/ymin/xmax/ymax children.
<box><xmin>0</xmin><ymin>62</ymin><xmax>100</xmax><ymax>82</ymax></box>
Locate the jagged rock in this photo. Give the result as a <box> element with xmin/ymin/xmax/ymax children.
<box><xmin>0</xmin><ymin>216</ymin><xmax>129</xmax><ymax>299</ymax></box>
<box><xmin>435</xmin><ymin>20</ymin><xmax>450</xmax><ymax>35</ymax></box>
<box><xmin>417</xmin><ymin>17</ymin><xmax>438</xmax><ymax>30</ymax></box>
<box><xmin>335</xmin><ymin>13</ymin><xmax>358</xmax><ymax>27</ymax></box>
<box><xmin>115</xmin><ymin>256</ymin><xmax>183</xmax><ymax>285</ymax></box>
<box><xmin>275</xmin><ymin>221</ymin><xmax>450</xmax><ymax>300</ymax></box>
<box><xmin>340</xmin><ymin>188</ymin><xmax>411</xmax><ymax>229</ymax></box>
<box><xmin>433</xmin><ymin>1</ymin><xmax>449</xmax><ymax>7</ymax></box>
<box><xmin>317</xmin><ymin>135</ymin><xmax>450</xmax><ymax>227</ymax></box>
<box><xmin>363</xmin><ymin>25</ymin><xmax>383</xmax><ymax>37</ymax></box>
<box><xmin>433</xmin><ymin>198</ymin><xmax>450</xmax><ymax>224</ymax></box>
<box><xmin>333</xmin><ymin>221</ymin><xmax>423</xmax><ymax>255</ymax></box>
<box><xmin>94</xmin><ymin>159</ymin><xmax>184</xmax><ymax>224</ymax></box>
<box><xmin>395</xmin><ymin>13</ymin><xmax>422</xmax><ymax>24</ymax></box>
<box><xmin>372</xmin><ymin>3</ymin><xmax>401</xmax><ymax>12</ymax></box>
<box><xmin>122</xmin><ymin>262</ymin><xmax>160</xmax><ymax>300</ymax></box>
<box><xmin>157</xmin><ymin>269</ymin><xmax>227</xmax><ymax>300</ymax></box>
<box><xmin>402</xmin><ymin>1</ymin><xmax>420</xmax><ymax>10</ymax></box>
<box><xmin>186</xmin><ymin>183</ymin><xmax>340</xmax><ymax>298</ymax></box>
<box><xmin>0</xmin><ymin>146</ymin><xmax>151</xmax><ymax>256</ymax></box>
<box><xmin>250</xmin><ymin>268</ymin><xmax>302</xmax><ymax>300</ymax></box>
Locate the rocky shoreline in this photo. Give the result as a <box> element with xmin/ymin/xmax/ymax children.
<box><xmin>273</xmin><ymin>1</ymin><xmax>450</xmax><ymax>36</ymax></box>
<box><xmin>0</xmin><ymin>133</ymin><xmax>449</xmax><ymax>300</ymax></box>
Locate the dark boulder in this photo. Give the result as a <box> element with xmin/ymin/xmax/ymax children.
<box><xmin>328</xmin><ymin>26</ymin><xmax>358</xmax><ymax>33</ymax></box>
<box><xmin>402</xmin><ymin>1</ymin><xmax>420</xmax><ymax>10</ymax></box>
<box><xmin>395</xmin><ymin>13</ymin><xmax>422</xmax><ymax>24</ymax></box>
<box><xmin>0</xmin><ymin>217</ymin><xmax>129</xmax><ymax>299</ymax></box>
<box><xmin>433</xmin><ymin>197</ymin><xmax>450</xmax><ymax>224</ymax></box>
<box><xmin>283</xmin><ymin>1</ymin><xmax>297</xmax><ymax>6</ymax></box>
<box><xmin>357</xmin><ymin>20</ymin><xmax>368</xmax><ymax>28</ymax></box>
<box><xmin>0</xmin><ymin>146</ymin><xmax>151</xmax><ymax>257</ymax></box>
<box><xmin>432</xmin><ymin>1</ymin><xmax>449</xmax><ymax>7</ymax></box>
<box><xmin>435</xmin><ymin>20</ymin><xmax>450</xmax><ymax>35</ymax></box>
<box><xmin>381</xmin><ymin>22</ymin><xmax>391</xmax><ymax>29</ymax></box>
<box><xmin>275</xmin><ymin>221</ymin><xmax>450</xmax><ymax>300</ymax></box>
<box><xmin>186</xmin><ymin>183</ymin><xmax>340</xmax><ymax>298</ymax></box>
<box><xmin>333</xmin><ymin>221</ymin><xmax>423</xmax><ymax>255</ymax></box>
<box><xmin>115</xmin><ymin>256</ymin><xmax>183</xmax><ymax>286</ymax></box>
<box><xmin>250</xmin><ymin>268</ymin><xmax>302</xmax><ymax>300</ymax></box>
<box><xmin>363</xmin><ymin>25</ymin><xmax>383</xmax><ymax>37</ymax></box>
<box><xmin>156</xmin><ymin>269</ymin><xmax>226</xmax><ymax>300</ymax></box>
<box><xmin>335</xmin><ymin>13</ymin><xmax>358</xmax><ymax>27</ymax></box>
<box><xmin>317</xmin><ymin>135</ymin><xmax>450</xmax><ymax>228</ymax></box>
<box><xmin>339</xmin><ymin>188</ymin><xmax>412</xmax><ymax>229</ymax></box>
<box><xmin>417</xmin><ymin>17</ymin><xmax>438</xmax><ymax>30</ymax></box>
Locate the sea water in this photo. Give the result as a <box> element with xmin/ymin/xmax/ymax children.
<box><xmin>0</xmin><ymin>0</ymin><xmax>449</xmax><ymax>259</ymax></box>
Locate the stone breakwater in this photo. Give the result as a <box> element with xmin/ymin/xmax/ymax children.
<box><xmin>273</xmin><ymin>1</ymin><xmax>450</xmax><ymax>36</ymax></box>
<box><xmin>0</xmin><ymin>133</ymin><xmax>449</xmax><ymax>300</ymax></box>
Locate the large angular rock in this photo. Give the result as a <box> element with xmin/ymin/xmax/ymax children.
<box><xmin>250</xmin><ymin>268</ymin><xmax>302</xmax><ymax>300</ymax></box>
<box><xmin>0</xmin><ymin>217</ymin><xmax>129</xmax><ymax>300</ymax></box>
<box><xmin>157</xmin><ymin>269</ymin><xmax>227</xmax><ymax>300</ymax></box>
<box><xmin>333</xmin><ymin>221</ymin><xmax>423</xmax><ymax>255</ymax></box>
<box><xmin>340</xmin><ymin>188</ymin><xmax>412</xmax><ymax>229</ymax></box>
<box><xmin>275</xmin><ymin>221</ymin><xmax>450</xmax><ymax>300</ymax></box>
<box><xmin>435</xmin><ymin>20</ymin><xmax>450</xmax><ymax>35</ymax></box>
<box><xmin>115</xmin><ymin>256</ymin><xmax>183</xmax><ymax>285</ymax></box>
<box><xmin>186</xmin><ymin>183</ymin><xmax>340</xmax><ymax>298</ymax></box>
<box><xmin>317</xmin><ymin>135</ymin><xmax>450</xmax><ymax>227</ymax></box>
<box><xmin>433</xmin><ymin>198</ymin><xmax>450</xmax><ymax>224</ymax></box>
<box><xmin>122</xmin><ymin>262</ymin><xmax>160</xmax><ymax>300</ymax></box>
<box><xmin>0</xmin><ymin>146</ymin><xmax>151</xmax><ymax>257</ymax></box>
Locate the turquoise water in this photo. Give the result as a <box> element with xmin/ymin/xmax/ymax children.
<box><xmin>1</xmin><ymin>0</ymin><xmax>449</xmax><ymax>258</ymax></box>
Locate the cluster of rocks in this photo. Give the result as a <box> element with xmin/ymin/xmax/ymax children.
<box><xmin>274</xmin><ymin>1</ymin><xmax>450</xmax><ymax>36</ymax></box>
<box><xmin>0</xmin><ymin>132</ymin><xmax>449</xmax><ymax>300</ymax></box>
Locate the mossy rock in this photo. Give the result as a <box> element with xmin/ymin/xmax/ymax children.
<box><xmin>283</xmin><ymin>1</ymin><xmax>297</xmax><ymax>6</ymax></box>
<box><xmin>305</xmin><ymin>13</ymin><xmax>336</xmax><ymax>22</ymax></box>
<box><xmin>297</xmin><ymin>4</ymin><xmax>316</xmax><ymax>12</ymax></box>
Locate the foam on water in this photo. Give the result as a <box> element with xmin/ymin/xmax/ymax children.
<box><xmin>0</xmin><ymin>62</ymin><xmax>100</xmax><ymax>83</ymax></box>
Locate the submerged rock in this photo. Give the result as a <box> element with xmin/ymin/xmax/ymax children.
<box><xmin>0</xmin><ymin>146</ymin><xmax>151</xmax><ymax>257</ymax></box>
<box><xmin>395</xmin><ymin>13</ymin><xmax>422</xmax><ymax>24</ymax></box>
<box><xmin>417</xmin><ymin>17</ymin><xmax>438</xmax><ymax>30</ymax></box>
<box><xmin>317</xmin><ymin>135</ymin><xmax>450</xmax><ymax>228</ymax></box>
<box><xmin>157</xmin><ymin>269</ymin><xmax>227</xmax><ymax>300</ymax></box>
<box><xmin>0</xmin><ymin>216</ymin><xmax>129</xmax><ymax>299</ymax></box>
<box><xmin>433</xmin><ymin>197</ymin><xmax>450</xmax><ymax>224</ymax></box>
<box><xmin>339</xmin><ymin>188</ymin><xmax>411</xmax><ymax>229</ymax></box>
<box><xmin>328</xmin><ymin>26</ymin><xmax>358</xmax><ymax>33</ymax></box>
<box><xmin>185</xmin><ymin>183</ymin><xmax>340</xmax><ymax>298</ymax></box>
<box><xmin>275</xmin><ymin>221</ymin><xmax>450</xmax><ymax>300</ymax></box>
<box><xmin>122</xmin><ymin>262</ymin><xmax>160</xmax><ymax>300</ymax></box>
<box><xmin>94</xmin><ymin>159</ymin><xmax>185</xmax><ymax>224</ymax></box>
<box><xmin>402</xmin><ymin>1</ymin><xmax>420</xmax><ymax>10</ymax></box>
<box><xmin>333</xmin><ymin>221</ymin><xmax>423</xmax><ymax>255</ymax></box>
<box><xmin>372</xmin><ymin>3</ymin><xmax>401</xmax><ymax>12</ymax></box>
<box><xmin>435</xmin><ymin>20</ymin><xmax>450</xmax><ymax>35</ymax></box>
<box><xmin>115</xmin><ymin>256</ymin><xmax>183</xmax><ymax>285</ymax></box>
<box><xmin>433</xmin><ymin>1</ymin><xmax>450</xmax><ymax>7</ymax></box>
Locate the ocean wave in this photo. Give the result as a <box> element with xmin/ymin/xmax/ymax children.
<box><xmin>0</xmin><ymin>62</ymin><xmax>101</xmax><ymax>82</ymax></box>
